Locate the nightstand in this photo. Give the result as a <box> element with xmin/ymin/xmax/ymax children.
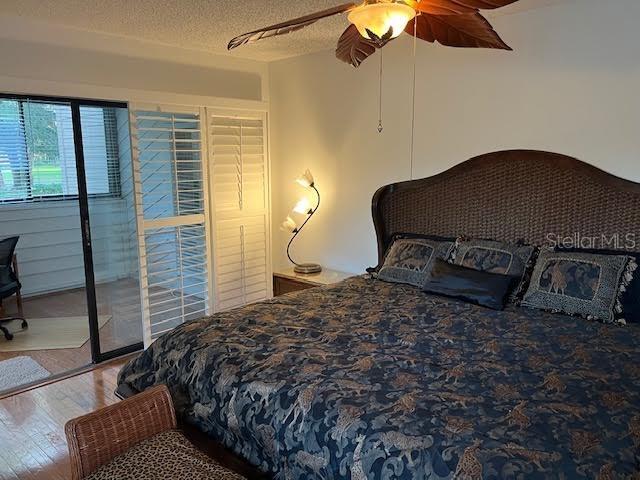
<box><xmin>273</xmin><ymin>268</ymin><xmax>353</xmax><ymax>297</ymax></box>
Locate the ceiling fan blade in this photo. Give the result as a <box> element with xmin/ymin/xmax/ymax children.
<box><xmin>407</xmin><ymin>0</ymin><xmax>519</xmax><ymax>15</ymax></box>
<box><xmin>228</xmin><ymin>2</ymin><xmax>357</xmax><ymax>50</ymax></box>
<box><xmin>335</xmin><ymin>24</ymin><xmax>380</xmax><ymax>68</ymax></box>
<box><xmin>405</xmin><ymin>12</ymin><xmax>512</xmax><ymax>50</ymax></box>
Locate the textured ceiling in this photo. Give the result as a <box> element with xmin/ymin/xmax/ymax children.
<box><xmin>0</xmin><ymin>0</ymin><xmax>567</xmax><ymax>62</ymax></box>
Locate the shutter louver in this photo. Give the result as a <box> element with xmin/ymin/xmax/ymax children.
<box><xmin>215</xmin><ymin>216</ymin><xmax>269</xmax><ymax>311</ymax></box>
<box><xmin>209</xmin><ymin>111</ymin><xmax>270</xmax><ymax>311</ymax></box>
<box><xmin>210</xmin><ymin>116</ymin><xmax>266</xmax><ymax>214</ymax></box>
<box><xmin>134</xmin><ymin>111</ymin><xmax>204</xmax><ymax>220</ymax></box>
<box><xmin>144</xmin><ymin>223</ymin><xmax>208</xmax><ymax>338</ymax></box>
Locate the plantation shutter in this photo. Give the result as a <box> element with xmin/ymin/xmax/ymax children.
<box><xmin>208</xmin><ymin>110</ymin><xmax>271</xmax><ymax>311</ymax></box>
<box><xmin>129</xmin><ymin>104</ymin><xmax>212</xmax><ymax>346</ymax></box>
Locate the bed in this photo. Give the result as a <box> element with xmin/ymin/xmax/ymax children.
<box><xmin>118</xmin><ymin>150</ymin><xmax>640</xmax><ymax>479</ymax></box>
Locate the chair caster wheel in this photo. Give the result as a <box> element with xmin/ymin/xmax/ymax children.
<box><xmin>21</xmin><ymin>321</ymin><xmax>28</xmax><ymax>330</ymax></box>
<box><xmin>3</xmin><ymin>332</ymin><xmax>13</xmax><ymax>341</ymax></box>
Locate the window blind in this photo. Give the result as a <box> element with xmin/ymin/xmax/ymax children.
<box><xmin>80</xmin><ymin>106</ymin><xmax>121</xmax><ymax>197</ymax></box>
<box><xmin>0</xmin><ymin>99</ymin><xmax>121</xmax><ymax>202</ymax></box>
<box><xmin>0</xmin><ymin>100</ymin><xmax>29</xmax><ymax>200</ymax></box>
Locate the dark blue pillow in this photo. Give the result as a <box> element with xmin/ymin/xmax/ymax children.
<box><xmin>557</xmin><ymin>247</ymin><xmax>640</xmax><ymax>323</ymax></box>
<box><xmin>422</xmin><ymin>259</ymin><xmax>515</xmax><ymax>310</ymax></box>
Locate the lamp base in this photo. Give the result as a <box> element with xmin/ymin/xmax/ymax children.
<box><xmin>294</xmin><ymin>263</ymin><xmax>323</xmax><ymax>274</ymax></box>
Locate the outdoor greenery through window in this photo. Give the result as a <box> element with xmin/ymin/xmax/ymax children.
<box><xmin>0</xmin><ymin>98</ymin><xmax>121</xmax><ymax>202</ymax></box>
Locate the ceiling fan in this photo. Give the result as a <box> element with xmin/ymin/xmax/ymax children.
<box><xmin>228</xmin><ymin>0</ymin><xmax>520</xmax><ymax>67</ymax></box>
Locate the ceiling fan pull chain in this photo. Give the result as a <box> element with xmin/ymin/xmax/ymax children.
<box><xmin>410</xmin><ymin>14</ymin><xmax>418</xmax><ymax>179</ymax></box>
<box><xmin>378</xmin><ymin>49</ymin><xmax>384</xmax><ymax>133</ymax></box>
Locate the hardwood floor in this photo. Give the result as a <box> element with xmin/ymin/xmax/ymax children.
<box><xmin>0</xmin><ymin>358</ymin><xmax>128</xmax><ymax>480</ymax></box>
<box><xmin>0</xmin><ymin>357</ymin><xmax>267</xmax><ymax>480</ymax></box>
<box><xmin>0</xmin><ymin>280</ymin><xmax>143</xmax><ymax>378</ymax></box>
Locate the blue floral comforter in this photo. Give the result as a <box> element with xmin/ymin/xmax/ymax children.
<box><xmin>118</xmin><ymin>276</ymin><xmax>640</xmax><ymax>479</ymax></box>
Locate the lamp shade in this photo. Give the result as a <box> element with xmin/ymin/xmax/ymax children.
<box><xmin>296</xmin><ymin>169</ymin><xmax>315</xmax><ymax>188</ymax></box>
<box><xmin>293</xmin><ymin>197</ymin><xmax>313</xmax><ymax>215</ymax></box>
<box><xmin>347</xmin><ymin>2</ymin><xmax>416</xmax><ymax>41</ymax></box>
<box><xmin>281</xmin><ymin>216</ymin><xmax>298</xmax><ymax>233</ymax></box>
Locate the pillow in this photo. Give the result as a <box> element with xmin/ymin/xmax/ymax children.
<box><xmin>422</xmin><ymin>259</ymin><xmax>515</xmax><ymax>310</ymax></box>
<box><xmin>454</xmin><ymin>239</ymin><xmax>537</xmax><ymax>300</ymax></box>
<box><xmin>556</xmin><ymin>247</ymin><xmax>640</xmax><ymax>323</ymax></box>
<box><xmin>389</xmin><ymin>232</ymin><xmax>456</xmax><ymax>243</ymax></box>
<box><xmin>521</xmin><ymin>250</ymin><xmax>636</xmax><ymax>324</ymax></box>
<box><xmin>378</xmin><ymin>236</ymin><xmax>455</xmax><ymax>287</ymax></box>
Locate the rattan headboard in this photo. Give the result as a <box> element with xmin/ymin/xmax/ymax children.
<box><xmin>371</xmin><ymin>150</ymin><xmax>640</xmax><ymax>267</ymax></box>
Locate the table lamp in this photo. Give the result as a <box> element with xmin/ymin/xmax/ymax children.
<box><xmin>281</xmin><ymin>169</ymin><xmax>322</xmax><ymax>274</ymax></box>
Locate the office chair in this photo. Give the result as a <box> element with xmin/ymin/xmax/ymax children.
<box><xmin>0</xmin><ymin>236</ymin><xmax>27</xmax><ymax>341</ymax></box>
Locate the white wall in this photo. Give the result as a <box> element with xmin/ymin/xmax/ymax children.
<box><xmin>269</xmin><ymin>0</ymin><xmax>640</xmax><ymax>274</ymax></box>
<box><xmin>0</xmin><ymin>38</ymin><xmax>263</xmax><ymax>101</ymax></box>
<box><xmin>0</xmin><ymin>14</ymin><xmax>269</xmax><ymax>103</ymax></box>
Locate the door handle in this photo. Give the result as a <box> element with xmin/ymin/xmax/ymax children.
<box><xmin>84</xmin><ymin>219</ymin><xmax>91</xmax><ymax>247</ymax></box>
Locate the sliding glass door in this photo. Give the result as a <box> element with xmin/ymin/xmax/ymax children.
<box><xmin>0</xmin><ymin>94</ymin><xmax>142</xmax><ymax>376</ymax></box>
<box><xmin>0</xmin><ymin>98</ymin><xmax>95</xmax><ymax>386</ymax></box>
<box><xmin>77</xmin><ymin>104</ymin><xmax>144</xmax><ymax>360</ymax></box>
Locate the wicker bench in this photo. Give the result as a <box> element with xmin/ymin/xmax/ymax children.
<box><xmin>65</xmin><ymin>385</ymin><xmax>246</xmax><ymax>480</ymax></box>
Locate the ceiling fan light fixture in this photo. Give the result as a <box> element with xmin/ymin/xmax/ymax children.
<box><xmin>347</xmin><ymin>1</ymin><xmax>416</xmax><ymax>41</ymax></box>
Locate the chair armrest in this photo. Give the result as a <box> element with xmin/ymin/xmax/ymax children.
<box><xmin>65</xmin><ymin>384</ymin><xmax>177</xmax><ymax>480</ymax></box>
<box><xmin>11</xmin><ymin>254</ymin><xmax>19</xmax><ymax>279</ymax></box>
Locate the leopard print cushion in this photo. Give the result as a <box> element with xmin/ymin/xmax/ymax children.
<box><xmin>86</xmin><ymin>430</ymin><xmax>246</xmax><ymax>480</ymax></box>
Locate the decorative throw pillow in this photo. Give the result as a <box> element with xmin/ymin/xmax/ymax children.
<box><xmin>423</xmin><ymin>259</ymin><xmax>515</xmax><ymax>310</ymax></box>
<box><xmin>521</xmin><ymin>250</ymin><xmax>636</xmax><ymax>324</ymax></box>
<box><xmin>454</xmin><ymin>239</ymin><xmax>537</xmax><ymax>300</ymax></box>
<box><xmin>556</xmin><ymin>247</ymin><xmax>640</xmax><ymax>323</ymax></box>
<box><xmin>389</xmin><ymin>232</ymin><xmax>456</xmax><ymax>243</ymax></box>
<box><xmin>378</xmin><ymin>237</ymin><xmax>455</xmax><ymax>287</ymax></box>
